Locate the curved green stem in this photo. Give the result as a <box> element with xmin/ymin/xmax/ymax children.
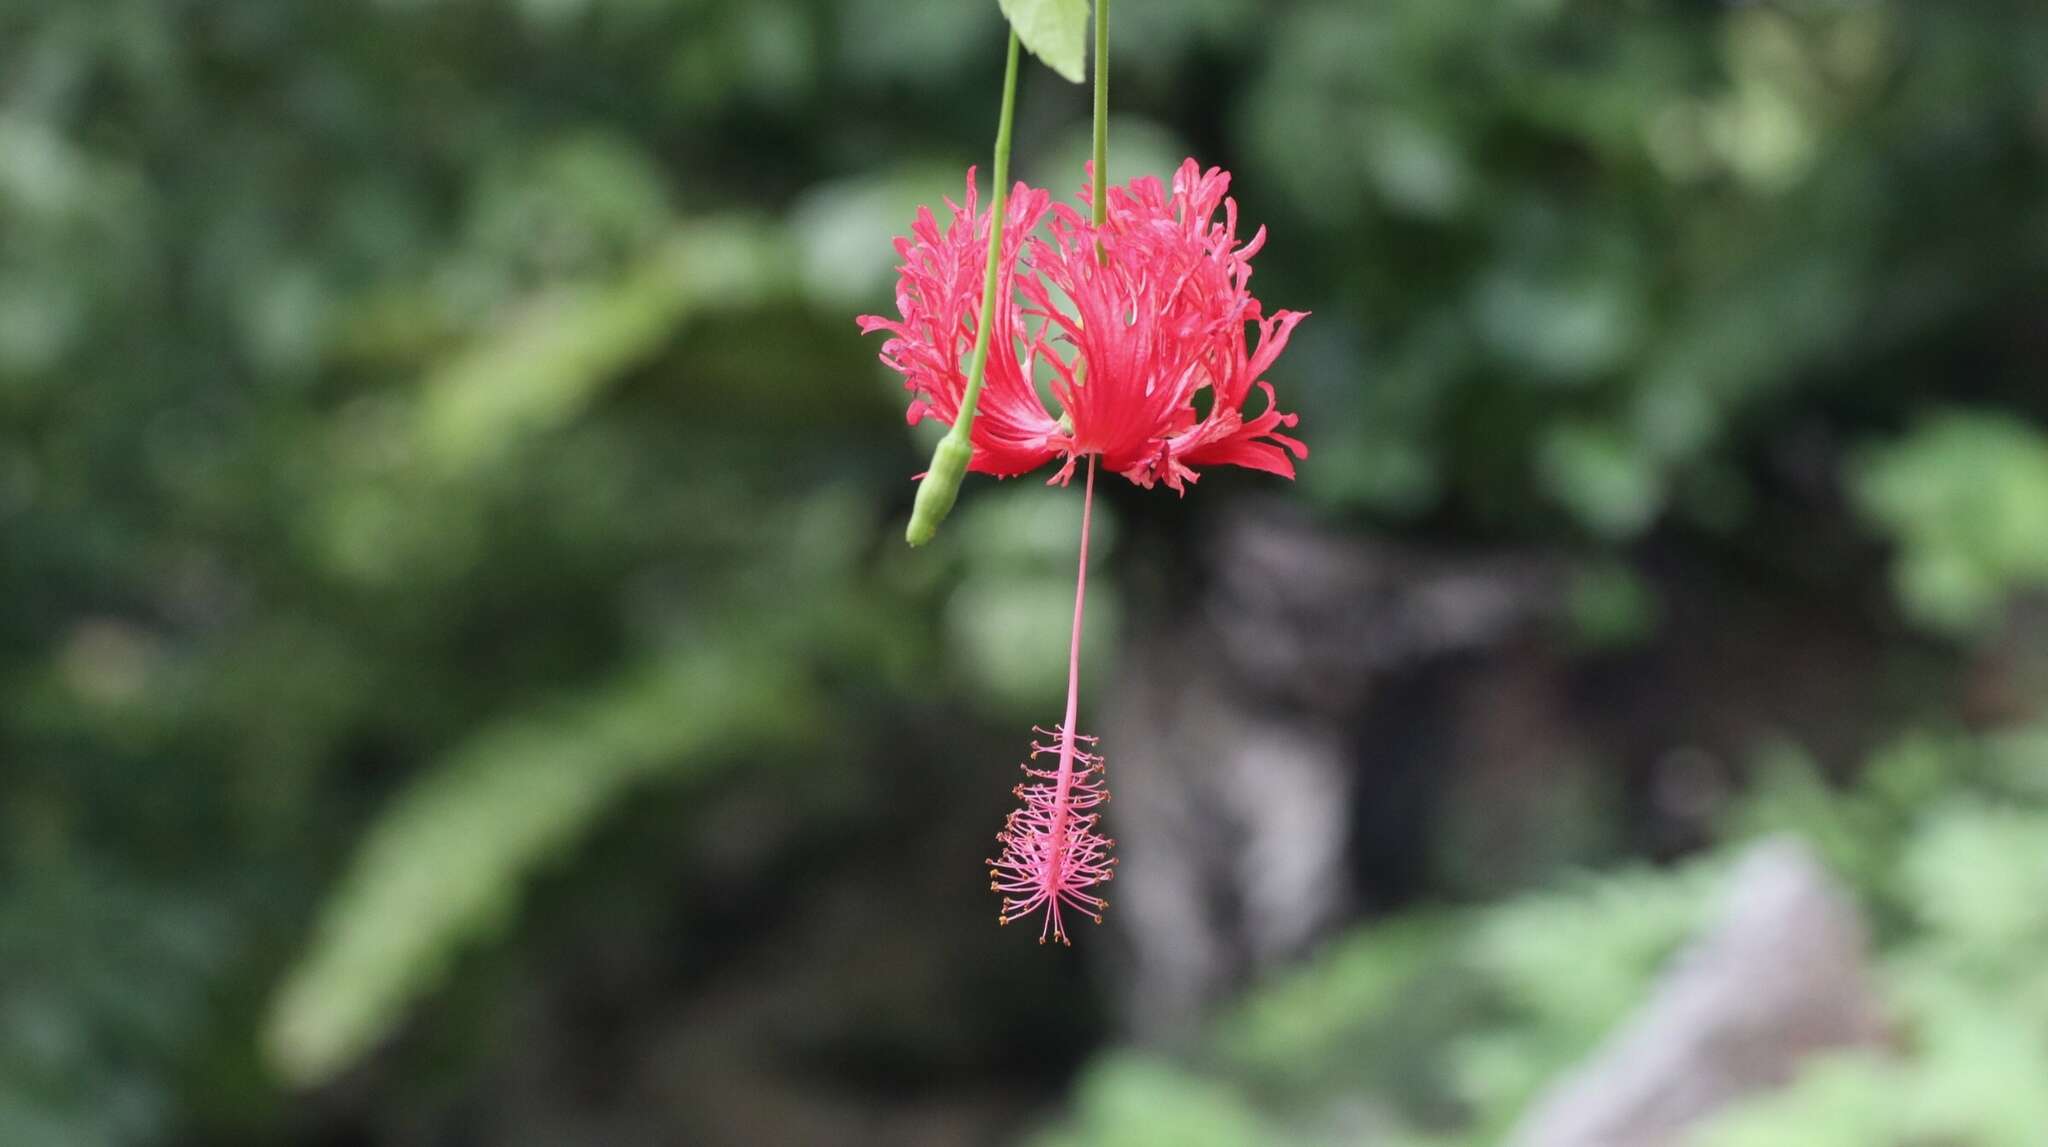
<box><xmin>906</xmin><ymin>30</ymin><xmax>1022</xmax><ymax>547</ymax></box>
<box><xmin>948</xmin><ymin>30</ymin><xmax>1023</xmax><ymax>460</ymax></box>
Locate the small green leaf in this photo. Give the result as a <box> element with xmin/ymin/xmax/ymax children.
<box><xmin>997</xmin><ymin>0</ymin><xmax>1089</xmax><ymax>83</ymax></box>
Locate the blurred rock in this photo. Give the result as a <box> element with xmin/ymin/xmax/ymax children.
<box><xmin>1504</xmin><ymin>838</ymin><xmax>1887</xmax><ymax>1147</ymax></box>
<box><xmin>1109</xmin><ymin>506</ymin><xmax>1565</xmax><ymax>1042</ymax></box>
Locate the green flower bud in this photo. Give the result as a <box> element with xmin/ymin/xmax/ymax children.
<box><xmin>906</xmin><ymin>435</ymin><xmax>973</xmax><ymax>546</ymax></box>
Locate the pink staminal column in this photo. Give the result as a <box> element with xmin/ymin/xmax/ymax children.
<box><xmin>987</xmin><ymin>457</ymin><xmax>1116</xmax><ymax>945</ymax></box>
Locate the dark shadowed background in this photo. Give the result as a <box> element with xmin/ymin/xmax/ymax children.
<box><xmin>4</xmin><ymin>2</ymin><xmax>2047</xmax><ymax>1145</ymax></box>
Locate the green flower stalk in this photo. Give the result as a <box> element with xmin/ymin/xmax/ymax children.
<box><xmin>904</xmin><ymin>30</ymin><xmax>1022</xmax><ymax>547</ymax></box>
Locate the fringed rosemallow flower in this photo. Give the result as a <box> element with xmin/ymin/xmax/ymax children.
<box><xmin>858</xmin><ymin>159</ymin><xmax>1307</xmax><ymax>944</ymax></box>
<box><xmin>860</xmin><ymin>160</ymin><xmax>1306</xmax><ymax>492</ymax></box>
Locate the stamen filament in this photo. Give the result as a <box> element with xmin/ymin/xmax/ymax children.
<box><xmin>1047</xmin><ymin>454</ymin><xmax>1099</xmax><ymax>891</ymax></box>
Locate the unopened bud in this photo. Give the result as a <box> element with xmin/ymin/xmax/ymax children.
<box><xmin>905</xmin><ymin>435</ymin><xmax>972</xmax><ymax>546</ymax></box>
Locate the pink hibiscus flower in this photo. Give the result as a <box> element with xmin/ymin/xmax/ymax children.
<box><xmin>860</xmin><ymin>159</ymin><xmax>1307</xmax><ymax>945</ymax></box>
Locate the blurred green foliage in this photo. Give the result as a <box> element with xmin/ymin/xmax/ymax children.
<box><xmin>1248</xmin><ymin>2</ymin><xmax>2045</xmax><ymax>543</ymax></box>
<box><xmin>1044</xmin><ymin>725</ymin><xmax>2048</xmax><ymax>1147</ymax></box>
<box><xmin>1</xmin><ymin>0</ymin><xmax>2044</xmax><ymax>1143</ymax></box>
<box><xmin>263</xmin><ymin>646</ymin><xmax>817</xmax><ymax>1086</ymax></box>
<box><xmin>1855</xmin><ymin>412</ymin><xmax>2048</xmax><ymax>634</ymax></box>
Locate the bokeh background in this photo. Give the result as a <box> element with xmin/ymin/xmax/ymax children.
<box><xmin>5</xmin><ymin>1</ymin><xmax>2048</xmax><ymax>1144</ymax></box>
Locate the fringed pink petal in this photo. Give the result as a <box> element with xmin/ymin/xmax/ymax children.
<box><xmin>856</xmin><ymin>168</ymin><xmax>1065</xmax><ymax>479</ymax></box>
<box><xmin>1024</xmin><ymin>159</ymin><xmax>1307</xmax><ymax>488</ymax></box>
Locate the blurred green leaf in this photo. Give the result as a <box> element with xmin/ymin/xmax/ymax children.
<box><xmin>415</xmin><ymin>223</ymin><xmax>792</xmax><ymax>474</ymax></box>
<box><xmin>1034</xmin><ymin>1055</ymin><xmax>1276</xmax><ymax>1147</ymax></box>
<box><xmin>1538</xmin><ymin>422</ymin><xmax>1662</xmax><ymax>539</ymax></box>
<box><xmin>1218</xmin><ymin>911</ymin><xmax>1472</xmax><ymax>1123</ymax></box>
<box><xmin>1898</xmin><ymin>801</ymin><xmax>2048</xmax><ymax>957</ymax></box>
<box><xmin>1723</xmin><ymin>743</ymin><xmax>1875</xmax><ymax>886</ymax></box>
<box><xmin>1689</xmin><ymin>1055</ymin><xmax>1901</xmax><ymax>1147</ymax></box>
<box><xmin>1855</xmin><ymin>411</ymin><xmax>2048</xmax><ymax>635</ymax></box>
<box><xmin>262</xmin><ymin>650</ymin><xmax>813</xmax><ymax>1086</ymax></box>
<box><xmin>1565</xmin><ymin>561</ymin><xmax>1659</xmax><ymax>650</ymax></box>
<box><xmin>1456</xmin><ymin>862</ymin><xmax>1715</xmax><ymax>1124</ymax></box>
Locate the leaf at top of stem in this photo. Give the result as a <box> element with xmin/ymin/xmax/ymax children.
<box><xmin>997</xmin><ymin>0</ymin><xmax>1088</xmax><ymax>84</ymax></box>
